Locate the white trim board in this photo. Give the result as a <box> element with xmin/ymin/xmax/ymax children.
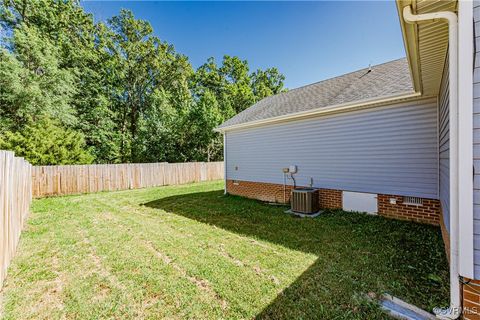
<box><xmin>458</xmin><ymin>0</ymin><xmax>474</xmax><ymax>279</ymax></box>
<box><xmin>215</xmin><ymin>92</ymin><xmax>427</xmax><ymax>133</ymax></box>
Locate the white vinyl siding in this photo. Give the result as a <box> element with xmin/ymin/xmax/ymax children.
<box><xmin>439</xmin><ymin>56</ymin><xmax>450</xmax><ymax>233</ymax></box>
<box><xmin>226</xmin><ymin>99</ymin><xmax>438</xmax><ymax>199</ymax></box>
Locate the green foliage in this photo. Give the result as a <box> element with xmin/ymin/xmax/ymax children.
<box><xmin>104</xmin><ymin>9</ymin><xmax>193</xmax><ymax>162</ymax></box>
<box><xmin>0</xmin><ymin>0</ymin><xmax>286</xmax><ymax>164</ymax></box>
<box><xmin>190</xmin><ymin>56</ymin><xmax>287</xmax><ymax>159</ymax></box>
<box><xmin>0</xmin><ymin>118</ymin><xmax>94</xmax><ymax>165</ymax></box>
<box><xmin>251</xmin><ymin>67</ymin><xmax>286</xmax><ymax>100</ymax></box>
<box><xmin>133</xmin><ymin>89</ymin><xmax>184</xmax><ymax>162</ymax></box>
<box><xmin>0</xmin><ymin>25</ymin><xmax>76</xmax><ymax>130</ymax></box>
<box><xmin>184</xmin><ymin>90</ymin><xmax>224</xmax><ymax>161</ymax></box>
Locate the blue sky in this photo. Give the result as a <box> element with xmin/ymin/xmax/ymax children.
<box><xmin>81</xmin><ymin>1</ymin><xmax>406</xmax><ymax>89</ymax></box>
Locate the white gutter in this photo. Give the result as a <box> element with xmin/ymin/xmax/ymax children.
<box><xmin>215</xmin><ymin>91</ymin><xmax>423</xmax><ymax>133</ymax></box>
<box><xmin>403</xmin><ymin>5</ymin><xmax>460</xmax><ymax>320</ymax></box>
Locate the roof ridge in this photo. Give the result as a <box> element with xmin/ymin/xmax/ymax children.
<box><xmin>217</xmin><ymin>57</ymin><xmax>412</xmax><ymax>130</ymax></box>
<box><xmin>283</xmin><ymin>57</ymin><xmax>407</xmax><ymax>93</ymax></box>
<box><xmin>266</xmin><ymin>57</ymin><xmax>407</xmax><ymax>108</ymax></box>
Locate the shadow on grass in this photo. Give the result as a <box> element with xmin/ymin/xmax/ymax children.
<box><xmin>143</xmin><ymin>190</ymin><xmax>449</xmax><ymax>319</ymax></box>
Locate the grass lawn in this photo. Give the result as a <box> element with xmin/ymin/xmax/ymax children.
<box><xmin>1</xmin><ymin>180</ymin><xmax>448</xmax><ymax>319</ymax></box>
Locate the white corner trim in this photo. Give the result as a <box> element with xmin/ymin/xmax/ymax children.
<box><xmin>458</xmin><ymin>0</ymin><xmax>474</xmax><ymax>279</ymax></box>
<box><xmin>223</xmin><ymin>132</ymin><xmax>227</xmax><ymax>195</ymax></box>
<box><xmin>214</xmin><ymin>92</ymin><xmax>423</xmax><ymax>133</ymax></box>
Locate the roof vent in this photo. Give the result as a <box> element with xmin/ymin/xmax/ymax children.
<box><xmin>360</xmin><ymin>64</ymin><xmax>372</xmax><ymax>78</ymax></box>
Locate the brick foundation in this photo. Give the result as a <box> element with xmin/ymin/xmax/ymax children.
<box><xmin>318</xmin><ymin>188</ymin><xmax>342</xmax><ymax>209</ymax></box>
<box><xmin>463</xmin><ymin>279</ymin><xmax>480</xmax><ymax>320</ymax></box>
<box><xmin>226</xmin><ymin>180</ymin><xmax>342</xmax><ymax>209</ymax></box>
<box><xmin>226</xmin><ymin>179</ymin><xmax>290</xmax><ymax>203</ymax></box>
<box><xmin>226</xmin><ymin>180</ymin><xmax>440</xmax><ymax>225</ymax></box>
<box><xmin>377</xmin><ymin>194</ymin><xmax>440</xmax><ymax>225</ymax></box>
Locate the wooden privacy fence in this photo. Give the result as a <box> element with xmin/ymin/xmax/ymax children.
<box><xmin>32</xmin><ymin>161</ymin><xmax>224</xmax><ymax>197</ymax></box>
<box><xmin>0</xmin><ymin>151</ymin><xmax>32</xmax><ymax>288</ymax></box>
<box><xmin>1</xmin><ymin>158</ymin><xmax>222</xmax><ymax>288</ymax></box>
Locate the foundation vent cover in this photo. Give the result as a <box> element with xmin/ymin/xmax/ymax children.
<box><xmin>403</xmin><ymin>196</ymin><xmax>423</xmax><ymax>206</ymax></box>
<box><xmin>291</xmin><ymin>188</ymin><xmax>319</xmax><ymax>214</ymax></box>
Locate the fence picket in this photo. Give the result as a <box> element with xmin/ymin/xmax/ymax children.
<box><xmin>31</xmin><ymin>162</ymin><xmax>224</xmax><ymax>197</ymax></box>
<box><xmin>0</xmin><ymin>151</ymin><xmax>32</xmax><ymax>288</ymax></box>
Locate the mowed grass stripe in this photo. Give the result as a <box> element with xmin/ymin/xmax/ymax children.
<box><xmin>69</xmin><ymin>198</ymin><xmax>228</xmax><ymax>319</ymax></box>
<box><xmin>87</xmin><ymin>193</ymin><xmax>311</xmax><ymax>318</ymax></box>
<box><xmin>1</xmin><ymin>181</ymin><xmax>448</xmax><ymax>320</ymax></box>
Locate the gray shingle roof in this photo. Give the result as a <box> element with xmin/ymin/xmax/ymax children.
<box><xmin>217</xmin><ymin>58</ymin><xmax>414</xmax><ymax>129</ymax></box>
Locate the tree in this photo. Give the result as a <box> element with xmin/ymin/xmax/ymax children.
<box><xmin>0</xmin><ymin>25</ymin><xmax>76</xmax><ymax>130</ymax></box>
<box><xmin>183</xmin><ymin>90</ymin><xmax>224</xmax><ymax>161</ymax></box>
<box><xmin>192</xmin><ymin>56</ymin><xmax>252</xmax><ymax>116</ymax></box>
<box><xmin>0</xmin><ymin>118</ymin><xmax>94</xmax><ymax>165</ymax></box>
<box><xmin>193</xmin><ymin>55</ymin><xmax>287</xmax><ymax>117</ymax></box>
<box><xmin>132</xmin><ymin>89</ymin><xmax>184</xmax><ymax>162</ymax></box>
<box><xmin>251</xmin><ymin>67</ymin><xmax>286</xmax><ymax>100</ymax></box>
<box><xmin>0</xmin><ymin>1</ymin><xmax>287</xmax><ymax>164</ymax></box>
<box><xmin>104</xmin><ymin>9</ymin><xmax>193</xmax><ymax>162</ymax></box>
<box><xmin>190</xmin><ymin>56</ymin><xmax>286</xmax><ymax>161</ymax></box>
<box><xmin>1</xmin><ymin>0</ymin><xmax>120</xmax><ymax>163</ymax></box>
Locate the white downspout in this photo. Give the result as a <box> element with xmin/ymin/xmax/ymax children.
<box><xmin>403</xmin><ymin>6</ymin><xmax>459</xmax><ymax>320</ymax></box>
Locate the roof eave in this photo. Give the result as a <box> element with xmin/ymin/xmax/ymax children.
<box><xmin>215</xmin><ymin>91</ymin><xmax>424</xmax><ymax>133</ymax></box>
<box><xmin>396</xmin><ymin>0</ymin><xmax>423</xmax><ymax>94</ymax></box>
<box><xmin>396</xmin><ymin>0</ymin><xmax>457</xmax><ymax>96</ymax></box>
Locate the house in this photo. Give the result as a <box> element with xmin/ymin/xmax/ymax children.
<box><xmin>216</xmin><ymin>0</ymin><xmax>477</xmax><ymax>319</ymax></box>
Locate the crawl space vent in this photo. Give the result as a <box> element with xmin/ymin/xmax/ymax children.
<box><xmin>403</xmin><ymin>196</ymin><xmax>423</xmax><ymax>206</ymax></box>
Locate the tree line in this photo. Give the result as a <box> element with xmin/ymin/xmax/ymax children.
<box><xmin>0</xmin><ymin>0</ymin><xmax>286</xmax><ymax>165</ymax></box>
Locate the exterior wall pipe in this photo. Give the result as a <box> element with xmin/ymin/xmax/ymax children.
<box><xmin>403</xmin><ymin>6</ymin><xmax>460</xmax><ymax>319</ymax></box>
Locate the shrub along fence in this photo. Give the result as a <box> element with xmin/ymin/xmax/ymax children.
<box><xmin>32</xmin><ymin>161</ymin><xmax>224</xmax><ymax>197</ymax></box>
<box><xmin>0</xmin><ymin>151</ymin><xmax>32</xmax><ymax>288</ymax></box>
